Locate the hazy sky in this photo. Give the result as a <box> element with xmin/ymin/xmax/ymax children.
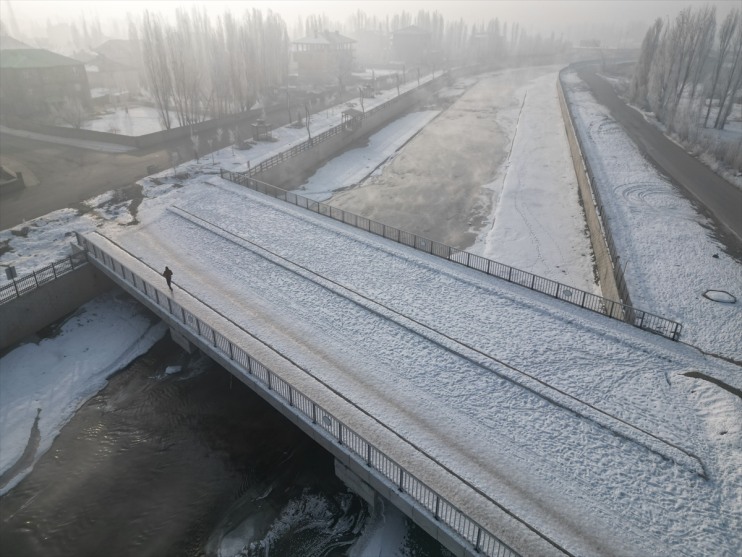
<box><xmin>2</xmin><ymin>0</ymin><xmax>739</xmax><ymax>42</ymax></box>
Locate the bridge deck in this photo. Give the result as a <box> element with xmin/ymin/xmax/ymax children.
<box><xmin>87</xmin><ymin>177</ymin><xmax>738</xmax><ymax>556</ymax></box>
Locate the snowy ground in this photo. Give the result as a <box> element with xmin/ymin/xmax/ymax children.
<box><xmin>1</xmin><ymin>67</ymin><xmax>740</xmax><ymax>555</ymax></box>
<box><xmin>86</xmin><ymin>177</ymin><xmax>741</xmax><ymax>556</ymax></box>
<box><xmin>562</xmin><ymin>70</ymin><xmax>742</xmax><ymax>362</ymax></box>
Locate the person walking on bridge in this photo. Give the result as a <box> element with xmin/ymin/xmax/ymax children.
<box><xmin>163</xmin><ymin>266</ymin><xmax>173</xmax><ymax>291</ymax></box>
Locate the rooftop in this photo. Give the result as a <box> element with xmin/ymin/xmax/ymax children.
<box><xmin>0</xmin><ymin>48</ymin><xmax>83</xmax><ymax>69</ymax></box>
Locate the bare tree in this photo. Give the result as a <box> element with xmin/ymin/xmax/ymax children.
<box><xmin>630</xmin><ymin>19</ymin><xmax>664</xmax><ymax>108</ymax></box>
<box><xmin>141</xmin><ymin>11</ymin><xmax>173</xmax><ymax>130</ymax></box>
<box><xmin>665</xmin><ymin>5</ymin><xmax>716</xmax><ymax>131</ymax></box>
<box><xmin>704</xmin><ymin>9</ymin><xmax>739</xmax><ymax>126</ymax></box>
<box><xmin>50</xmin><ymin>97</ymin><xmax>87</xmax><ymax>128</ymax></box>
<box><xmin>714</xmin><ymin>11</ymin><xmax>742</xmax><ymax>130</ymax></box>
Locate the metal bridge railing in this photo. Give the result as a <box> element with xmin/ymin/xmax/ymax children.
<box><xmin>221</xmin><ymin>171</ymin><xmax>682</xmax><ymax>341</ymax></box>
<box><xmin>0</xmin><ymin>251</ymin><xmax>88</xmax><ymax>305</ymax></box>
<box><xmin>75</xmin><ymin>231</ymin><xmax>578</xmax><ymax>557</ymax></box>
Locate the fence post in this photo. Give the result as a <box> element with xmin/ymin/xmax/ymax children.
<box><xmin>366</xmin><ymin>443</ymin><xmax>372</xmax><ymax>466</ymax></box>
<box><xmin>32</xmin><ymin>270</ymin><xmax>38</xmax><ymax>288</ymax></box>
<box><xmin>338</xmin><ymin>423</ymin><xmax>343</xmax><ymax>445</ymax></box>
<box><xmin>51</xmin><ymin>261</ymin><xmax>57</xmax><ymax>279</ymax></box>
<box><xmin>434</xmin><ymin>496</ymin><xmax>440</xmax><ymax>520</ymax></box>
<box><xmin>475</xmin><ymin>528</ymin><xmax>482</xmax><ymax>551</ymax></box>
<box><xmin>398</xmin><ymin>468</ymin><xmax>404</xmax><ymax>492</ymax></box>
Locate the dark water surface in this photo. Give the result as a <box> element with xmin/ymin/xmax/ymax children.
<box><xmin>0</xmin><ymin>337</ymin><xmax>450</xmax><ymax>557</ymax></box>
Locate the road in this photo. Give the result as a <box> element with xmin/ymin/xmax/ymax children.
<box><xmin>576</xmin><ymin>66</ymin><xmax>742</xmax><ymax>246</ymax></box>
<box><xmin>0</xmin><ymin>89</ymin><xmax>365</xmax><ymax>231</ymax></box>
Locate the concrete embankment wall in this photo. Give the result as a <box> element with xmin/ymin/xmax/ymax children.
<box><xmin>556</xmin><ymin>73</ymin><xmax>623</xmax><ymax>304</ymax></box>
<box><xmin>0</xmin><ymin>264</ymin><xmax>115</xmax><ymax>350</ymax></box>
<box><xmin>254</xmin><ymin>81</ymin><xmax>440</xmax><ymax>187</ymax></box>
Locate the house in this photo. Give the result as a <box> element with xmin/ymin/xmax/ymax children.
<box><xmin>87</xmin><ymin>39</ymin><xmax>142</xmax><ymax>96</ymax></box>
<box><xmin>0</xmin><ymin>46</ymin><xmax>91</xmax><ymax>119</ymax></box>
<box><xmin>292</xmin><ymin>31</ymin><xmax>356</xmax><ymax>87</ymax></box>
<box><xmin>0</xmin><ymin>35</ymin><xmax>31</xmax><ymax>50</ymax></box>
<box><xmin>392</xmin><ymin>25</ymin><xmax>430</xmax><ymax>65</ymax></box>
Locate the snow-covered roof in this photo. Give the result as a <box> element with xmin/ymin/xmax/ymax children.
<box><xmin>0</xmin><ymin>47</ymin><xmax>83</xmax><ymax>69</ymax></box>
<box><xmin>0</xmin><ymin>35</ymin><xmax>31</xmax><ymax>50</ymax></box>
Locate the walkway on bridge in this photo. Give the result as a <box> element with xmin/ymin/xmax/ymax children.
<box><xmin>84</xmin><ymin>177</ymin><xmax>739</xmax><ymax>557</ymax></box>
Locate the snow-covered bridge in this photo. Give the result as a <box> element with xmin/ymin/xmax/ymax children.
<box><xmin>74</xmin><ymin>178</ymin><xmax>739</xmax><ymax>557</ymax></box>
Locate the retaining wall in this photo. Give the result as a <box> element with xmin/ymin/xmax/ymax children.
<box><xmin>556</xmin><ymin>75</ymin><xmax>623</xmax><ymax>304</ymax></box>
<box><xmin>252</xmin><ymin>79</ymin><xmax>441</xmax><ymax>187</ymax></box>
<box><xmin>0</xmin><ymin>264</ymin><xmax>115</xmax><ymax>350</ymax></box>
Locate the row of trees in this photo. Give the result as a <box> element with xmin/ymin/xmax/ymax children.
<box><xmin>338</xmin><ymin>9</ymin><xmax>568</xmax><ymax>65</ymax></box>
<box><xmin>137</xmin><ymin>7</ymin><xmax>569</xmax><ymax>130</ymax></box>
<box><xmin>139</xmin><ymin>8</ymin><xmax>289</xmax><ymax>129</ymax></box>
<box><xmin>630</xmin><ymin>6</ymin><xmax>742</xmax><ymax>133</ymax></box>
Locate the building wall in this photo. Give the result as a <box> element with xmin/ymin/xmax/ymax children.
<box><xmin>294</xmin><ymin>44</ymin><xmax>354</xmax><ymax>86</ymax></box>
<box><xmin>0</xmin><ymin>63</ymin><xmax>91</xmax><ymax>118</ymax></box>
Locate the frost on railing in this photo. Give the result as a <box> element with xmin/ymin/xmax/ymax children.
<box><xmin>76</xmin><ymin>232</ymin><xmax>566</xmax><ymax>557</ymax></box>
<box><xmin>0</xmin><ymin>251</ymin><xmax>89</xmax><ymax>305</ymax></box>
<box><xmin>221</xmin><ymin>173</ymin><xmax>683</xmax><ymax>341</ymax></box>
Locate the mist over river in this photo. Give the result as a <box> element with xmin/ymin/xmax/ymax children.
<box><xmin>0</xmin><ymin>337</ymin><xmax>450</xmax><ymax>557</ymax></box>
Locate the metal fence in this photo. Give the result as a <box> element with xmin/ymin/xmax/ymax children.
<box><xmin>0</xmin><ymin>251</ymin><xmax>88</xmax><ymax>305</ymax></box>
<box><xmin>240</xmin><ymin>73</ymin><xmax>447</xmax><ymax>177</ymax></box>
<box><xmin>222</xmin><ymin>171</ymin><xmax>682</xmax><ymax>341</ymax></box>
<box><xmin>75</xmin><ymin>231</ymin><xmax>579</xmax><ymax>557</ymax></box>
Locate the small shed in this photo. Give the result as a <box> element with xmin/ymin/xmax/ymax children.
<box><xmin>342</xmin><ymin>108</ymin><xmax>363</xmax><ymax>131</ymax></box>
<box><xmin>251</xmin><ymin>118</ymin><xmax>271</xmax><ymax>141</ymax></box>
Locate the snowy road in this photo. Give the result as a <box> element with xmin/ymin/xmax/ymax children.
<box><xmin>97</xmin><ymin>178</ymin><xmax>740</xmax><ymax>557</ymax></box>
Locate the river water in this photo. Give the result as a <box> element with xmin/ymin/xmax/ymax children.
<box><xmin>0</xmin><ymin>336</ymin><xmax>451</xmax><ymax>556</ymax></box>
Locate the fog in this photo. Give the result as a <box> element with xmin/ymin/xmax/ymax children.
<box><xmin>3</xmin><ymin>0</ymin><xmax>738</xmax><ymax>47</ymax></box>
